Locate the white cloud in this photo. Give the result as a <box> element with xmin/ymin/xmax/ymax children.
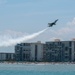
<box><xmin>29</xmin><ymin>17</ymin><xmax>75</xmax><ymax>42</ymax></box>
<box><xmin>61</xmin><ymin>18</ymin><xmax>75</xmax><ymax>32</ymax></box>
<box><xmin>0</xmin><ymin>30</ymin><xmax>28</xmax><ymax>43</ymax></box>
<box><xmin>0</xmin><ymin>28</ymin><xmax>47</xmax><ymax>47</ymax></box>
<box><xmin>51</xmin><ymin>18</ymin><xmax>75</xmax><ymax>40</ymax></box>
<box><xmin>0</xmin><ymin>18</ymin><xmax>75</xmax><ymax>45</ymax></box>
<box><xmin>67</xmin><ymin>18</ymin><xmax>75</xmax><ymax>26</ymax></box>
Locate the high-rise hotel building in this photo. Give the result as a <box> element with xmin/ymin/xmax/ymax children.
<box><xmin>15</xmin><ymin>39</ymin><xmax>75</xmax><ymax>62</ymax></box>
<box><xmin>15</xmin><ymin>41</ymin><xmax>43</xmax><ymax>61</ymax></box>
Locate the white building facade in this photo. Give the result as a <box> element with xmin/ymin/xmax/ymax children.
<box><xmin>0</xmin><ymin>53</ymin><xmax>15</xmax><ymax>61</ymax></box>
<box><xmin>15</xmin><ymin>40</ymin><xmax>75</xmax><ymax>62</ymax></box>
<box><xmin>15</xmin><ymin>42</ymin><xmax>43</xmax><ymax>61</ymax></box>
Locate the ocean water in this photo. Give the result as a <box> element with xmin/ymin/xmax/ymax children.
<box><xmin>0</xmin><ymin>63</ymin><xmax>75</xmax><ymax>75</ymax></box>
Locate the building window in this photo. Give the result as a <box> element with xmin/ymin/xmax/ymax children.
<box><xmin>20</xmin><ymin>47</ymin><xmax>22</xmax><ymax>50</ymax></box>
<box><xmin>65</xmin><ymin>47</ymin><xmax>68</xmax><ymax>51</ymax></box>
<box><xmin>65</xmin><ymin>56</ymin><xmax>68</xmax><ymax>59</ymax></box>
<box><xmin>35</xmin><ymin>45</ymin><xmax>38</xmax><ymax>61</ymax></box>
<box><xmin>69</xmin><ymin>41</ymin><xmax>72</xmax><ymax>47</ymax></box>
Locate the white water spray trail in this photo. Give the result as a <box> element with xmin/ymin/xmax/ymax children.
<box><xmin>0</xmin><ymin>28</ymin><xmax>48</xmax><ymax>47</ymax></box>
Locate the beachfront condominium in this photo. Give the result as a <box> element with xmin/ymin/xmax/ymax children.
<box><xmin>43</xmin><ymin>39</ymin><xmax>75</xmax><ymax>62</ymax></box>
<box><xmin>15</xmin><ymin>41</ymin><xmax>43</xmax><ymax>61</ymax></box>
<box><xmin>15</xmin><ymin>39</ymin><xmax>75</xmax><ymax>62</ymax></box>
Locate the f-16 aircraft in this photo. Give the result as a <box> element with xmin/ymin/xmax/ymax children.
<box><xmin>48</xmin><ymin>19</ymin><xmax>58</xmax><ymax>27</ymax></box>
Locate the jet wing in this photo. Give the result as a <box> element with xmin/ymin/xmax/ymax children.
<box><xmin>48</xmin><ymin>19</ymin><xmax>58</xmax><ymax>27</ymax></box>
<box><xmin>48</xmin><ymin>23</ymin><xmax>53</xmax><ymax>27</ymax></box>
<box><xmin>54</xmin><ymin>19</ymin><xmax>58</xmax><ymax>23</ymax></box>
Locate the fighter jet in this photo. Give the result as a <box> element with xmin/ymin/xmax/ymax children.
<box><xmin>48</xmin><ymin>19</ymin><xmax>58</xmax><ymax>27</ymax></box>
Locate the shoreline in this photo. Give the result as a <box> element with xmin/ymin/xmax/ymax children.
<box><xmin>0</xmin><ymin>61</ymin><xmax>75</xmax><ymax>64</ymax></box>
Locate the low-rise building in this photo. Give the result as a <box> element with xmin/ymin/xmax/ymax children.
<box><xmin>0</xmin><ymin>53</ymin><xmax>15</xmax><ymax>61</ymax></box>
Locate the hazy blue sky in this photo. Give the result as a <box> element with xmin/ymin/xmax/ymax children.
<box><xmin>0</xmin><ymin>0</ymin><xmax>75</xmax><ymax>33</ymax></box>
<box><xmin>0</xmin><ymin>0</ymin><xmax>75</xmax><ymax>52</ymax></box>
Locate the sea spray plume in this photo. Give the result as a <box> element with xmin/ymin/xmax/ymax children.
<box><xmin>0</xmin><ymin>28</ymin><xmax>48</xmax><ymax>47</ymax></box>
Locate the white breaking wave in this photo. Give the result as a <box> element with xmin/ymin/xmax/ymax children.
<box><xmin>0</xmin><ymin>28</ymin><xmax>48</xmax><ymax>47</ymax></box>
